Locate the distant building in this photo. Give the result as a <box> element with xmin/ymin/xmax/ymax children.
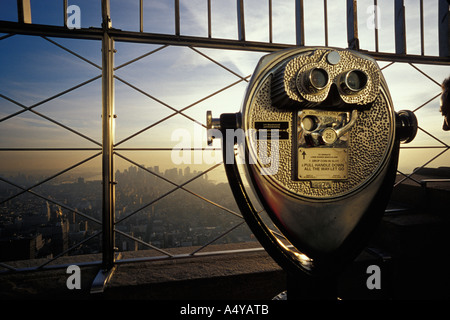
<box><xmin>38</xmin><ymin>218</ymin><xmax>69</xmax><ymax>256</ymax></box>
<box><xmin>0</xmin><ymin>233</ymin><xmax>44</xmax><ymax>262</ymax></box>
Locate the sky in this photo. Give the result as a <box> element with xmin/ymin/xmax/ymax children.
<box><xmin>0</xmin><ymin>0</ymin><xmax>449</xmax><ymax>183</ymax></box>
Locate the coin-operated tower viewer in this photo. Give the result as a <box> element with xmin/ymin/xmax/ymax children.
<box><xmin>207</xmin><ymin>47</ymin><xmax>418</xmax><ymax>299</ymax></box>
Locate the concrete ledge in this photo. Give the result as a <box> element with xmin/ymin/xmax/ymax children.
<box><xmin>0</xmin><ymin>243</ymin><xmax>395</xmax><ymax>300</ymax></box>
<box><xmin>0</xmin><ymin>243</ymin><xmax>287</xmax><ymax>300</ymax></box>
<box><xmin>104</xmin><ymin>250</ymin><xmax>286</xmax><ymax>300</ymax></box>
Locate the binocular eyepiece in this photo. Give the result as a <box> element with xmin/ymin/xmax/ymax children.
<box><xmin>300</xmin><ymin>67</ymin><xmax>368</xmax><ymax>96</ymax></box>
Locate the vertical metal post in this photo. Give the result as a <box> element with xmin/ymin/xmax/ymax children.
<box><xmin>140</xmin><ymin>0</ymin><xmax>143</xmax><ymax>33</ymax></box>
<box><xmin>237</xmin><ymin>0</ymin><xmax>245</xmax><ymax>41</ymax></box>
<box><xmin>101</xmin><ymin>0</ymin><xmax>115</xmax><ymax>271</ymax></box>
<box><xmin>17</xmin><ymin>0</ymin><xmax>32</xmax><ymax>24</ymax></box>
<box><xmin>207</xmin><ymin>0</ymin><xmax>212</xmax><ymax>38</ymax></box>
<box><xmin>175</xmin><ymin>0</ymin><xmax>180</xmax><ymax>36</ymax></box>
<box><xmin>347</xmin><ymin>0</ymin><xmax>359</xmax><ymax>50</ymax></box>
<box><xmin>420</xmin><ymin>0</ymin><xmax>424</xmax><ymax>55</ymax></box>
<box><xmin>64</xmin><ymin>0</ymin><xmax>68</xmax><ymax>28</ymax></box>
<box><xmin>91</xmin><ymin>0</ymin><xmax>117</xmax><ymax>294</ymax></box>
<box><xmin>439</xmin><ymin>0</ymin><xmax>449</xmax><ymax>57</ymax></box>
<box><xmin>295</xmin><ymin>0</ymin><xmax>305</xmax><ymax>46</ymax></box>
<box><xmin>268</xmin><ymin>0</ymin><xmax>273</xmax><ymax>43</ymax></box>
<box><xmin>395</xmin><ymin>0</ymin><xmax>406</xmax><ymax>54</ymax></box>
<box><xmin>324</xmin><ymin>0</ymin><xmax>328</xmax><ymax>47</ymax></box>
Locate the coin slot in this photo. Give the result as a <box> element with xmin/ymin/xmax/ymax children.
<box><xmin>301</xmin><ymin>115</ymin><xmax>318</xmax><ymax>132</ymax></box>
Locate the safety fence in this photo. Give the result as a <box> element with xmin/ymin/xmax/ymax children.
<box><xmin>0</xmin><ymin>0</ymin><xmax>448</xmax><ymax>292</ymax></box>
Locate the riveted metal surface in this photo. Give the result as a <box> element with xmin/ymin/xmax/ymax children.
<box><xmin>244</xmin><ymin>48</ymin><xmax>395</xmax><ymax>200</ymax></box>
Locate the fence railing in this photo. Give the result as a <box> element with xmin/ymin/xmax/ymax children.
<box><xmin>0</xmin><ymin>0</ymin><xmax>449</xmax><ymax>293</ymax></box>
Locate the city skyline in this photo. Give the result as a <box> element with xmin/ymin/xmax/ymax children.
<box><xmin>0</xmin><ymin>162</ymin><xmax>250</xmax><ymax>262</ymax></box>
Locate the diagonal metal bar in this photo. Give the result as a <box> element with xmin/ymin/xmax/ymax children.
<box><xmin>380</xmin><ymin>61</ymin><xmax>395</xmax><ymax>70</ymax></box>
<box><xmin>189</xmin><ymin>221</ymin><xmax>246</xmax><ymax>255</ymax></box>
<box><xmin>113</xmin><ymin>76</ymin><xmax>177</xmax><ymax>112</ymax></box>
<box><xmin>0</xmin><ymin>75</ymin><xmax>102</xmax><ymax>123</ymax></box>
<box><xmin>394</xmin><ymin>147</ymin><xmax>449</xmax><ymax>187</ymax></box>
<box><xmin>0</xmin><ymin>152</ymin><xmax>101</xmax><ymax>205</ymax></box>
<box><xmin>114</xmin><ymin>229</ymin><xmax>173</xmax><ymax>257</ymax></box>
<box><xmin>0</xmin><ymin>34</ymin><xmax>14</xmax><ymax>41</ymax></box>
<box><xmin>114</xmin><ymin>45</ymin><xmax>168</xmax><ymax>70</ymax></box>
<box><xmin>178</xmin><ymin>74</ymin><xmax>251</xmax><ymax>114</ymax></box>
<box><xmin>188</xmin><ymin>207</ymin><xmax>284</xmax><ymax>256</ymax></box>
<box><xmin>417</xmin><ymin>126</ymin><xmax>450</xmax><ymax>148</ymax></box>
<box><xmin>0</xmin><ymin>79</ymin><xmax>102</xmax><ymax>146</ymax></box>
<box><xmin>0</xmin><ymin>176</ymin><xmax>102</xmax><ymax>225</ymax></box>
<box><xmin>0</xmin><ymin>94</ymin><xmax>32</xmax><ymax>121</ymax></box>
<box><xmin>115</xmin><ymin>152</ymin><xmax>243</xmax><ymax>220</ymax></box>
<box><xmin>17</xmin><ymin>105</ymin><xmax>102</xmax><ymax>146</ymax></box>
<box><xmin>412</xmin><ymin>92</ymin><xmax>441</xmax><ymax>113</ymax></box>
<box><xmin>37</xmin><ymin>230</ymin><xmax>103</xmax><ymax>269</ymax></box>
<box><xmin>114</xmin><ymin>75</ymin><xmax>251</xmax><ymax>147</ymax></box>
<box><xmin>396</xmin><ymin>169</ymin><xmax>422</xmax><ymax>186</ymax></box>
<box><xmin>0</xmin><ymin>262</ymin><xmax>17</xmax><ymax>272</ymax></box>
<box><xmin>41</xmin><ymin>36</ymin><xmax>102</xmax><ymax>70</ymax></box>
<box><xmin>113</xmin><ymin>75</ymin><xmax>203</xmax><ymax>128</ymax></box>
<box><xmin>115</xmin><ymin>111</ymin><xmax>188</xmax><ymax>147</ymax></box>
<box><xmin>189</xmin><ymin>46</ymin><xmax>250</xmax><ymax>82</ymax></box>
<box><xmin>409</xmin><ymin>63</ymin><xmax>442</xmax><ymax>87</ymax></box>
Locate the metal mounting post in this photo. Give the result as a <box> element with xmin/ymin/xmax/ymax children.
<box><xmin>92</xmin><ymin>0</ymin><xmax>117</xmax><ymax>294</ymax></box>
<box><xmin>17</xmin><ymin>0</ymin><xmax>32</xmax><ymax>24</ymax></box>
<box><xmin>395</xmin><ymin>0</ymin><xmax>406</xmax><ymax>55</ymax></box>
<box><xmin>439</xmin><ymin>0</ymin><xmax>449</xmax><ymax>57</ymax></box>
<box><xmin>347</xmin><ymin>0</ymin><xmax>359</xmax><ymax>50</ymax></box>
<box><xmin>101</xmin><ymin>0</ymin><xmax>115</xmax><ymax>272</ymax></box>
